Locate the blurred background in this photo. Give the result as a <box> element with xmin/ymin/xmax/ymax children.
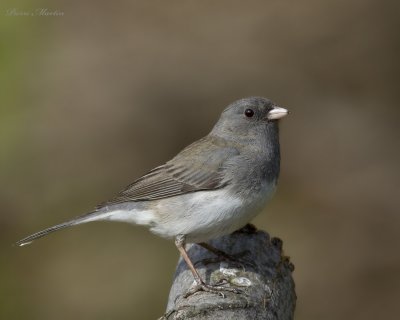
<box><xmin>1</xmin><ymin>0</ymin><xmax>399</xmax><ymax>319</ymax></box>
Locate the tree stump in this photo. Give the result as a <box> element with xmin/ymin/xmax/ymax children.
<box><xmin>162</xmin><ymin>225</ymin><xmax>296</xmax><ymax>319</ymax></box>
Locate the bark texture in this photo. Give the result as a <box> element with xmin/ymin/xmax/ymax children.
<box><xmin>161</xmin><ymin>226</ymin><xmax>296</xmax><ymax>319</ymax></box>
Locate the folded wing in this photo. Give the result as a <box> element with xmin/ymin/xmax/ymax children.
<box><xmin>97</xmin><ymin>136</ymin><xmax>239</xmax><ymax>208</ymax></box>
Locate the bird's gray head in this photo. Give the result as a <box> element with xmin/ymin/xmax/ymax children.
<box><xmin>210</xmin><ymin>97</ymin><xmax>288</xmax><ymax>141</ymax></box>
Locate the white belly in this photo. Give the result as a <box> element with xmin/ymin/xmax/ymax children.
<box><xmin>149</xmin><ymin>183</ymin><xmax>276</xmax><ymax>243</ymax></box>
<box><xmin>95</xmin><ymin>182</ymin><xmax>276</xmax><ymax>243</ymax></box>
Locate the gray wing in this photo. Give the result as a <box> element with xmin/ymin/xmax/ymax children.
<box><xmin>97</xmin><ymin>136</ymin><xmax>239</xmax><ymax>208</ymax></box>
<box><xmin>15</xmin><ymin>136</ymin><xmax>238</xmax><ymax>247</ymax></box>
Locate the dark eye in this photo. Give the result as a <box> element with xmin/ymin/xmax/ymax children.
<box><xmin>244</xmin><ymin>108</ymin><xmax>254</xmax><ymax>117</ymax></box>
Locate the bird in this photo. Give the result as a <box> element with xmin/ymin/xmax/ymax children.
<box><xmin>16</xmin><ymin>96</ymin><xmax>288</xmax><ymax>296</ymax></box>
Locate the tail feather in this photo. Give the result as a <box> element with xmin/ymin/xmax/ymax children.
<box><xmin>16</xmin><ymin>212</ymin><xmax>98</xmax><ymax>247</ymax></box>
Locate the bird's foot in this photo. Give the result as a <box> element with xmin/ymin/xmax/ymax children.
<box><xmin>184</xmin><ymin>280</ymin><xmax>243</xmax><ymax>298</ymax></box>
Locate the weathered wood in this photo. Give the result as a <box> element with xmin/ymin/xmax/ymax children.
<box><xmin>161</xmin><ymin>225</ymin><xmax>296</xmax><ymax>319</ymax></box>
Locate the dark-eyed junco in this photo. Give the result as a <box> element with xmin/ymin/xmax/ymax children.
<box><xmin>17</xmin><ymin>97</ymin><xmax>288</xmax><ymax>295</ymax></box>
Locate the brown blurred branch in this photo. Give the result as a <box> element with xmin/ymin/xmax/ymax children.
<box><xmin>161</xmin><ymin>226</ymin><xmax>296</xmax><ymax>320</ymax></box>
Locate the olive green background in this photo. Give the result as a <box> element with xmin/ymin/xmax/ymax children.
<box><xmin>1</xmin><ymin>0</ymin><xmax>399</xmax><ymax>319</ymax></box>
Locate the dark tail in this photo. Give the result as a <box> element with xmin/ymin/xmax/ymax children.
<box><xmin>16</xmin><ymin>212</ymin><xmax>101</xmax><ymax>247</ymax></box>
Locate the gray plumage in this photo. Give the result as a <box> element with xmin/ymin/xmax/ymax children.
<box><xmin>16</xmin><ymin>97</ymin><xmax>288</xmax><ymax>246</ymax></box>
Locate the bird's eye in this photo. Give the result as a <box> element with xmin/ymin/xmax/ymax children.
<box><xmin>244</xmin><ymin>109</ymin><xmax>254</xmax><ymax>118</ymax></box>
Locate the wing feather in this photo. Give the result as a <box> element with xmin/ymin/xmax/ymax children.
<box><xmin>96</xmin><ymin>136</ymin><xmax>239</xmax><ymax>208</ymax></box>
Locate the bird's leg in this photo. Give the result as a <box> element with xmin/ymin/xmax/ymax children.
<box><xmin>175</xmin><ymin>235</ymin><xmax>203</xmax><ymax>284</ymax></box>
<box><xmin>196</xmin><ymin>242</ymin><xmax>253</xmax><ymax>269</ymax></box>
<box><xmin>175</xmin><ymin>235</ymin><xmax>242</xmax><ymax>298</ymax></box>
<box><xmin>198</xmin><ymin>242</ymin><xmax>235</xmax><ymax>260</ymax></box>
<box><xmin>197</xmin><ymin>224</ymin><xmax>258</xmax><ymax>262</ymax></box>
